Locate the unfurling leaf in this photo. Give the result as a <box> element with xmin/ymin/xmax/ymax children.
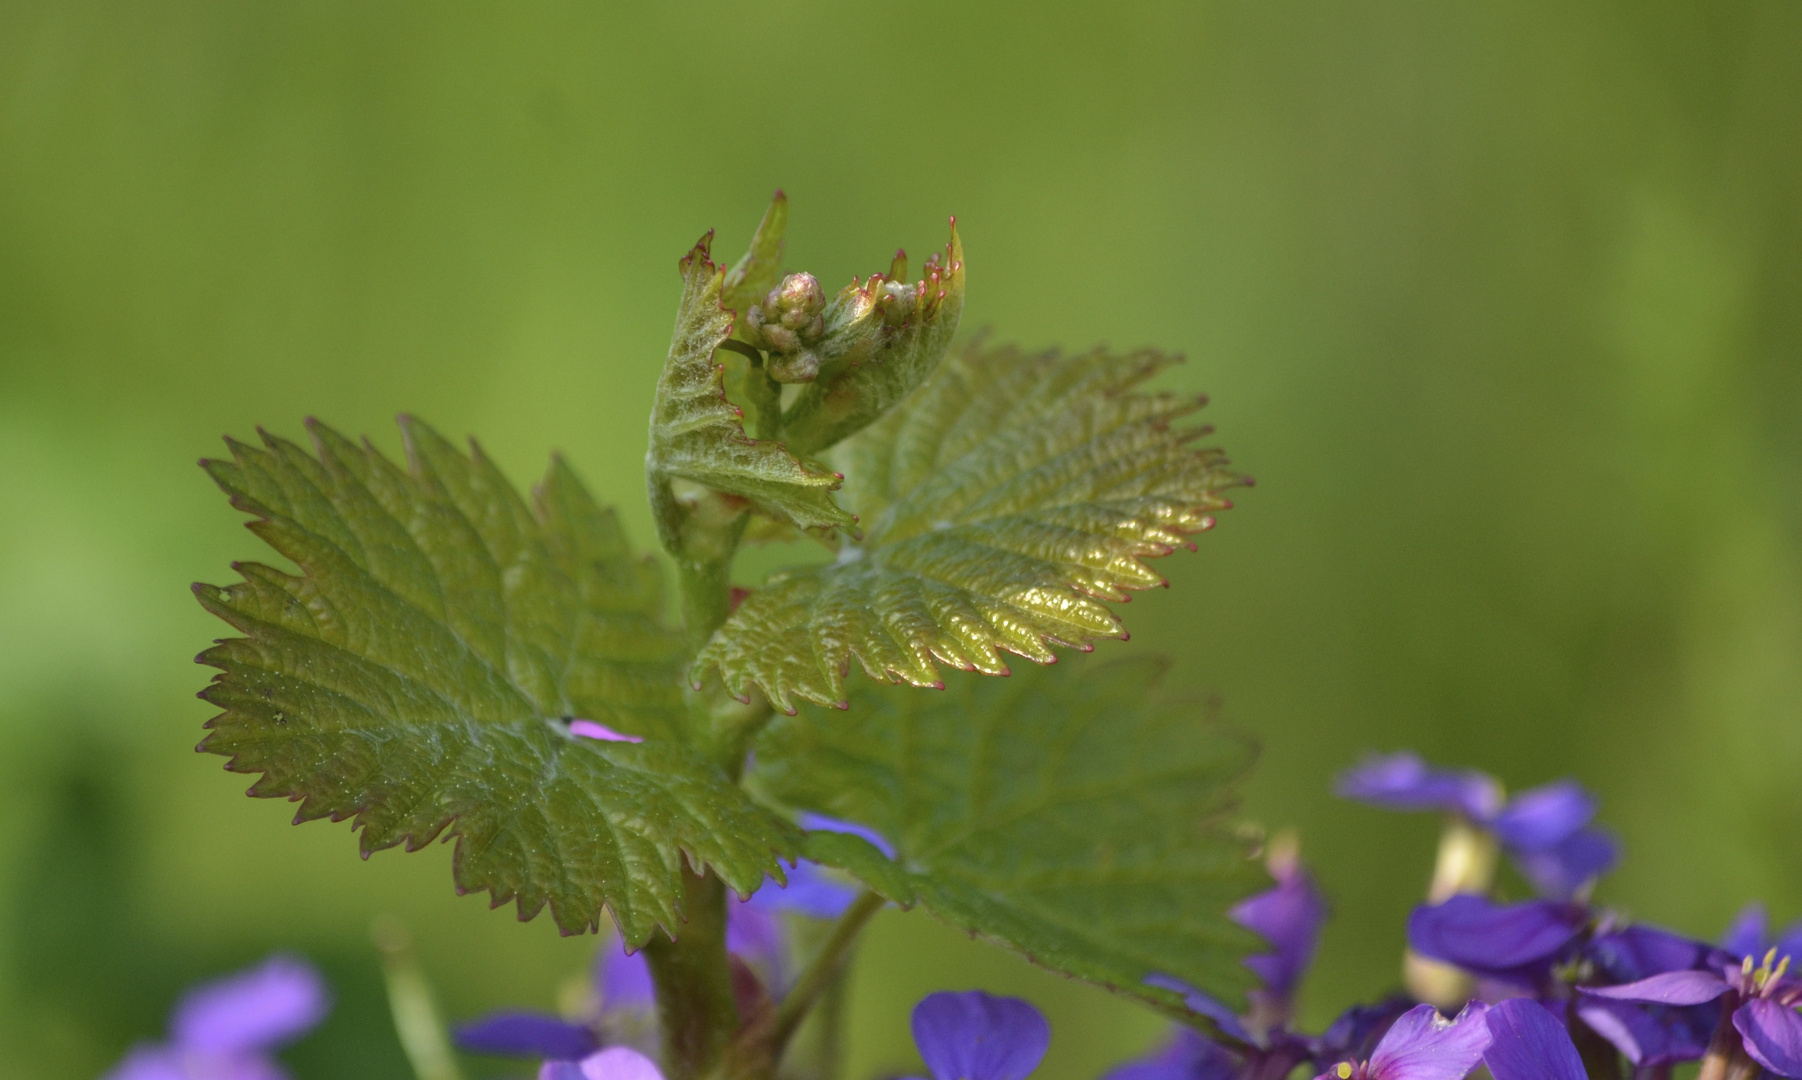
<box><xmin>694</xmin><ymin>342</ymin><xmax>1246</xmax><ymax>713</ymax></box>
<box><xmin>721</xmin><ymin>190</ymin><xmax>789</xmax><ymax>315</ymax></box>
<box><xmin>647</xmin><ymin>233</ymin><xmax>855</xmax><ymax>549</ymax></box>
<box><xmin>752</xmin><ymin>656</ymin><xmax>1263</xmax><ymax>1010</ymax></box>
<box><xmin>193</xmin><ymin>417</ymin><xmax>797</xmax><ymax>944</ymax></box>
<box><xmin>777</xmin><ymin>222</ymin><xmax>966</xmax><ymax>456</ymax></box>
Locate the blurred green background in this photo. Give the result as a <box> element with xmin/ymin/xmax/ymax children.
<box><xmin>3</xmin><ymin>1</ymin><xmax>1801</xmax><ymax>1076</ymax></box>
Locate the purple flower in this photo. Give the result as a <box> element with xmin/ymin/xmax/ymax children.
<box><xmin>1336</xmin><ymin>754</ymin><xmax>1617</xmax><ymax>899</ymax></box>
<box><xmin>910</xmin><ymin>991</ymin><xmax>1051</xmax><ymax>1080</ymax></box>
<box><xmin>539</xmin><ymin>1045</ymin><xmax>666</xmax><ymax>1080</ymax></box>
<box><xmin>1724</xmin><ymin>903</ymin><xmax>1802</xmax><ymax>964</ymax></box>
<box><xmin>103</xmin><ymin>955</ymin><xmax>331</xmax><ymax>1080</ymax></box>
<box><xmin>1405</xmin><ymin>896</ymin><xmax>1589</xmax><ymax>984</ymax></box>
<box><xmin>1313</xmin><ymin>1003</ymin><xmax>1491</xmax><ymax>1080</ymax></box>
<box><xmin>1581</xmin><ymin>950</ymin><xmax>1802</xmax><ymax>1077</ymax></box>
<box><xmin>1481</xmin><ymin>999</ymin><xmax>1585</xmax><ymax>1080</ymax></box>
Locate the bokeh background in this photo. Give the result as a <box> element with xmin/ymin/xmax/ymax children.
<box><xmin>3</xmin><ymin>1</ymin><xmax>1801</xmax><ymax>1076</ymax></box>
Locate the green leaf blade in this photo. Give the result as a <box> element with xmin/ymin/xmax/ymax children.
<box><xmin>696</xmin><ymin>343</ymin><xmax>1246</xmax><ymax>712</ymax></box>
<box><xmin>754</xmin><ymin>656</ymin><xmax>1263</xmax><ymax>1011</ymax></box>
<box><xmin>648</xmin><ymin>234</ymin><xmax>854</xmax><ymax>541</ymax></box>
<box><xmin>195</xmin><ymin>417</ymin><xmax>797</xmax><ymax>944</ymax></box>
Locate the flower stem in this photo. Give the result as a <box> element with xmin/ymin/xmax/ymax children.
<box><xmin>1698</xmin><ymin>998</ymin><xmax>1757</xmax><ymax>1080</ymax></box>
<box><xmin>769</xmin><ymin>891</ymin><xmax>887</xmax><ymax>1056</ymax></box>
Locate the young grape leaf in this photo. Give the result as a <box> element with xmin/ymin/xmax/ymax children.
<box><xmin>779</xmin><ymin>224</ymin><xmax>967</xmax><ymax>456</ymax></box>
<box><xmin>694</xmin><ymin>342</ymin><xmax>1246</xmax><ymax>712</ymax></box>
<box><xmin>647</xmin><ymin>233</ymin><xmax>854</xmax><ymax>548</ymax></box>
<box><xmin>194</xmin><ymin>417</ymin><xmax>798</xmax><ymax>944</ymax></box>
<box><xmin>753</xmin><ymin>655</ymin><xmax>1264</xmax><ymax>1011</ymax></box>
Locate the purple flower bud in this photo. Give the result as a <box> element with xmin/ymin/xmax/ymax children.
<box><xmin>1231</xmin><ymin>864</ymin><xmax>1327</xmax><ymax>1005</ymax></box>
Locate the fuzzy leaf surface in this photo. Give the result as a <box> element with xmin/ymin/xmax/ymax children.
<box><xmin>194</xmin><ymin>417</ymin><xmax>796</xmax><ymax>944</ymax></box>
<box><xmin>754</xmin><ymin>656</ymin><xmax>1263</xmax><ymax>1010</ymax></box>
<box><xmin>696</xmin><ymin>343</ymin><xmax>1244</xmax><ymax>712</ymax></box>
<box><xmin>648</xmin><ymin>234</ymin><xmax>854</xmax><ymax>543</ymax></box>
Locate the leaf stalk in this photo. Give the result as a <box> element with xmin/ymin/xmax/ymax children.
<box><xmin>768</xmin><ymin>890</ymin><xmax>886</xmax><ymax>1057</ymax></box>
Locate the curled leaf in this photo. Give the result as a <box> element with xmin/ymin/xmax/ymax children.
<box><xmin>780</xmin><ymin>222</ymin><xmax>966</xmax><ymax>456</ymax></box>
<box><xmin>647</xmin><ymin>233</ymin><xmax>855</xmax><ymax>547</ymax></box>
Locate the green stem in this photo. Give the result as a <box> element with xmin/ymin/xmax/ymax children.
<box><xmin>644</xmin><ymin>867</ymin><xmax>740</xmax><ymax>1080</ymax></box>
<box><xmin>769</xmin><ymin>891</ymin><xmax>886</xmax><ymax>1056</ymax></box>
<box><xmin>371</xmin><ymin>917</ymin><xmax>466</xmax><ymax>1080</ymax></box>
<box><xmin>678</xmin><ymin>555</ymin><xmax>735</xmax><ymax>655</ymax></box>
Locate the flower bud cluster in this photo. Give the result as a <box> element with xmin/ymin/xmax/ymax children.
<box><xmin>744</xmin><ymin>272</ymin><xmax>827</xmax><ymax>383</ymax></box>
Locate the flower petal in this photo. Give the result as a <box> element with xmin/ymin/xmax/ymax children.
<box><xmin>569</xmin><ymin>720</ymin><xmax>644</xmax><ymax>743</ymax></box>
<box><xmin>745</xmin><ymin>860</ymin><xmax>862</xmax><ymax>919</ymax></box>
<box><xmin>1574</xmin><ymin>999</ymin><xmax>1711</xmax><ymax>1066</ymax></box>
<box><xmin>1510</xmin><ymin>828</ymin><xmax>1618</xmax><ymax>900</ymax></box>
<box><xmin>1336</xmin><ymin>753</ymin><xmax>1503</xmax><ymax>821</ymax></box>
<box><xmin>541</xmin><ymin>1065</ymin><xmax>587</xmax><ymax>1080</ymax></box>
<box><xmin>1587</xmin><ymin>925</ymin><xmax>1711</xmax><ymax>984</ymax></box>
<box><xmin>452</xmin><ymin>1012</ymin><xmax>599</xmax><ymax>1060</ymax></box>
<box><xmin>1142</xmin><ymin>975</ymin><xmax>1253</xmax><ymax>1044</ymax></box>
<box><xmin>1490</xmin><ymin>782</ymin><xmax>1596</xmax><ymax>851</ymax></box>
<box><xmin>1579</xmin><ymin>970</ymin><xmax>1731</xmax><ymax>1006</ymax></box>
<box><xmin>171</xmin><ymin>954</ymin><xmax>331</xmax><ymax>1054</ymax></box>
<box><xmin>1407</xmin><ymin>897</ymin><xmax>1587</xmax><ymax>977</ymax></box>
<box><xmin>597</xmin><ymin>940</ymin><xmax>654</xmax><ymax>1009</ymax></box>
<box><xmin>912</xmin><ymin>991</ymin><xmax>1051</xmax><ymax>1080</ymax></box>
<box><xmin>800</xmin><ymin>812</ymin><xmax>898</xmax><ymax>859</ymax></box>
<box><xmin>1483</xmin><ymin>999</ymin><xmax>1585</xmax><ymax>1080</ymax></box>
<box><xmin>1231</xmin><ymin>867</ymin><xmax>1327</xmax><ymax>1000</ymax></box>
<box><xmin>579</xmin><ymin>1046</ymin><xmax>666</xmax><ymax>1080</ymax></box>
<box><xmin>1736</xmin><ymin>1000</ymin><xmax>1802</xmax><ymax>1079</ymax></box>
<box><xmin>1312</xmin><ymin>999</ymin><xmax>1416</xmax><ymax>1066</ymax></box>
<box><xmin>1774</xmin><ymin>922</ymin><xmax>1802</xmax><ymax>966</ymax></box>
<box><xmin>727</xmin><ymin>901</ymin><xmax>788</xmax><ymax>987</ymax></box>
<box><xmin>1724</xmin><ymin>903</ymin><xmax>1769</xmax><ymax>961</ymax></box>
<box><xmin>1366</xmin><ymin>1002</ymin><xmax>1492</xmax><ymax>1080</ymax></box>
